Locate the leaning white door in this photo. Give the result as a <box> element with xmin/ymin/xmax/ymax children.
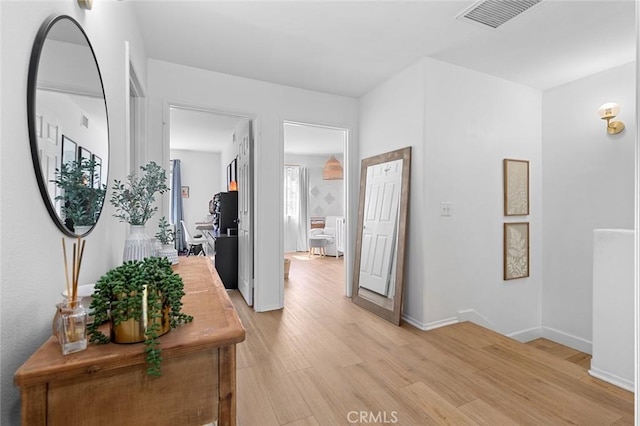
<box><xmin>359</xmin><ymin>159</ymin><xmax>402</xmax><ymax>295</ymax></box>
<box><xmin>237</xmin><ymin>120</ymin><xmax>254</xmax><ymax>306</ymax></box>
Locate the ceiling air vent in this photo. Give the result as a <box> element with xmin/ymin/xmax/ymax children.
<box><xmin>458</xmin><ymin>0</ymin><xmax>542</xmax><ymax>29</ymax></box>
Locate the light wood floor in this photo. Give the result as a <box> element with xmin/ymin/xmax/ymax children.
<box><xmin>229</xmin><ymin>255</ymin><xmax>633</xmax><ymax>425</ymax></box>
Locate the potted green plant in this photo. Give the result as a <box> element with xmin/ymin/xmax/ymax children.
<box><xmin>110</xmin><ymin>161</ymin><xmax>169</xmax><ymax>261</ymax></box>
<box><xmin>155</xmin><ymin>216</ymin><xmax>178</xmax><ymax>264</ymax></box>
<box><xmin>88</xmin><ymin>256</ymin><xmax>193</xmax><ymax>376</ymax></box>
<box><xmin>52</xmin><ymin>158</ymin><xmax>106</xmax><ymax>234</ymax></box>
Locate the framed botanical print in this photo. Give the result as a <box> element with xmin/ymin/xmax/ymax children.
<box><xmin>503</xmin><ymin>159</ymin><xmax>529</xmax><ymax>216</ymax></box>
<box><xmin>504</xmin><ymin>222</ymin><xmax>529</xmax><ymax>280</ymax></box>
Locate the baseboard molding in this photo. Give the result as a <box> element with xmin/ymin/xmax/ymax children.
<box><xmin>507</xmin><ymin>326</ymin><xmax>543</xmax><ymax>343</ymax></box>
<box><xmin>402</xmin><ymin>314</ymin><xmax>458</xmax><ymax>331</ymax></box>
<box><xmin>457</xmin><ymin>309</ymin><xmax>495</xmax><ymax>330</ymax></box>
<box><xmin>588</xmin><ymin>367</ymin><xmax>634</xmax><ymax>392</ymax></box>
<box><xmin>542</xmin><ymin>326</ymin><xmax>592</xmax><ymax>354</ymax></box>
<box><xmin>404</xmin><ymin>309</ymin><xmax>595</xmax><ymax>358</ymax></box>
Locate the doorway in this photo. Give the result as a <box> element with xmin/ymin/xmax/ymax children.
<box><xmin>167</xmin><ymin>105</ymin><xmax>255</xmax><ymax>306</ymax></box>
<box><xmin>282</xmin><ymin>121</ymin><xmax>349</xmax><ymax>295</ymax></box>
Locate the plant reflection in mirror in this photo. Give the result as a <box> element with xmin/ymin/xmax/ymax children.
<box><xmin>52</xmin><ymin>158</ymin><xmax>106</xmax><ymax>231</ymax></box>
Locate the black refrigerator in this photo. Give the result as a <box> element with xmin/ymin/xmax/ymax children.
<box><xmin>212</xmin><ymin>191</ymin><xmax>238</xmax><ymax>289</ymax></box>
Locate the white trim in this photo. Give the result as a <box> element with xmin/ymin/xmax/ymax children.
<box><xmin>507</xmin><ymin>326</ymin><xmax>543</xmax><ymax>343</ymax></box>
<box><xmin>457</xmin><ymin>309</ymin><xmax>495</xmax><ymax>330</ymax></box>
<box><xmin>402</xmin><ymin>314</ymin><xmax>458</xmax><ymax>331</ymax></box>
<box><xmin>589</xmin><ymin>367</ymin><xmax>635</xmax><ymax>392</ymax></box>
<box><xmin>542</xmin><ymin>326</ymin><xmax>592</xmax><ymax>354</ymax></box>
<box><xmin>635</xmin><ymin>3</ymin><xmax>640</xmax><ymax>415</ymax></box>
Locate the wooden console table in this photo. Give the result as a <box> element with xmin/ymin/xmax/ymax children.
<box><xmin>14</xmin><ymin>257</ymin><xmax>245</xmax><ymax>426</ymax></box>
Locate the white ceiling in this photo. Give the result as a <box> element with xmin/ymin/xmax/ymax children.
<box><xmin>131</xmin><ymin>0</ymin><xmax>635</xmax><ymax>98</ymax></box>
<box><xmin>150</xmin><ymin>1</ymin><xmax>635</xmax><ymax>154</ymax></box>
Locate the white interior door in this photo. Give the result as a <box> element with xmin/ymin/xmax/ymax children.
<box><xmin>237</xmin><ymin>120</ymin><xmax>254</xmax><ymax>305</ymax></box>
<box><xmin>359</xmin><ymin>159</ymin><xmax>402</xmax><ymax>295</ymax></box>
<box><xmin>36</xmin><ymin>112</ymin><xmax>61</xmax><ymax>214</ymax></box>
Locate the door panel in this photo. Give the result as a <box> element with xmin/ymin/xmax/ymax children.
<box><xmin>237</xmin><ymin>120</ymin><xmax>253</xmax><ymax>306</ymax></box>
<box><xmin>358</xmin><ymin>159</ymin><xmax>402</xmax><ymax>295</ymax></box>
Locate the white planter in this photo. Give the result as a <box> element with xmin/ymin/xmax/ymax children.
<box><xmin>123</xmin><ymin>225</ymin><xmax>153</xmax><ymax>262</ymax></box>
<box><xmin>158</xmin><ymin>244</ymin><xmax>179</xmax><ymax>265</ymax></box>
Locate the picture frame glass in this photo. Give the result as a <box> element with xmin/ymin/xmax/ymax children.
<box><xmin>504</xmin><ymin>159</ymin><xmax>529</xmax><ymax>216</ymax></box>
<box><xmin>504</xmin><ymin>222</ymin><xmax>529</xmax><ymax>280</ymax></box>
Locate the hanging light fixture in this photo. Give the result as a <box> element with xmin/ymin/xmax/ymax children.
<box><xmin>323</xmin><ymin>155</ymin><xmax>343</xmax><ymax>180</ymax></box>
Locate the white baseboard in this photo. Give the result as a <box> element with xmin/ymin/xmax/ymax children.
<box><xmin>402</xmin><ymin>310</ymin><xmax>591</xmax><ymax>356</ymax></box>
<box><xmin>457</xmin><ymin>309</ymin><xmax>495</xmax><ymax>330</ymax></box>
<box><xmin>542</xmin><ymin>326</ymin><xmax>592</xmax><ymax>354</ymax></box>
<box><xmin>402</xmin><ymin>314</ymin><xmax>458</xmax><ymax>331</ymax></box>
<box><xmin>507</xmin><ymin>326</ymin><xmax>543</xmax><ymax>343</ymax></box>
<box><xmin>588</xmin><ymin>367</ymin><xmax>634</xmax><ymax>392</ymax></box>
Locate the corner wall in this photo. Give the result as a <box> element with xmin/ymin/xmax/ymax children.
<box><xmin>422</xmin><ymin>58</ymin><xmax>543</xmax><ymax>336</ymax></box>
<box><xmin>359</xmin><ymin>58</ymin><xmax>543</xmax><ymax>334</ymax></box>
<box><xmin>0</xmin><ymin>1</ymin><xmax>148</xmax><ymax>423</ymax></box>
<box><xmin>542</xmin><ymin>62</ymin><xmax>635</xmax><ymax>351</ymax></box>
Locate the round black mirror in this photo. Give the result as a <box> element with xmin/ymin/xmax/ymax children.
<box><xmin>28</xmin><ymin>15</ymin><xmax>109</xmax><ymax>237</ymax></box>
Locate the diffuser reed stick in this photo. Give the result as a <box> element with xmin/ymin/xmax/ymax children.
<box><xmin>61</xmin><ymin>238</ymin><xmax>71</xmax><ymax>305</ymax></box>
<box><xmin>61</xmin><ymin>236</ymin><xmax>85</xmax><ymax>308</ymax></box>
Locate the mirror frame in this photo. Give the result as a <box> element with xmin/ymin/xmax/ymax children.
<box><xmin>27</xmin><ymin>14</ymin><xmax>109</xmax><ymax>237</ymax></box>
<box><xmin>352</xmin><ymin>146</ymin><xmax>411</xmax><ymax>325</ymax></box>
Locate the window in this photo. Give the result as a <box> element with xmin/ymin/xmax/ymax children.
<box><xmin>284</xmin><ymin>165</ymin><xmax>300</xmax><ymax>217</ymax></box>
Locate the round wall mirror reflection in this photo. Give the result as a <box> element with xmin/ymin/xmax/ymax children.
<box><xmin>28</xmin><ymin>15</ymin><xmax>109</xmax><ymax>237</ymax></box>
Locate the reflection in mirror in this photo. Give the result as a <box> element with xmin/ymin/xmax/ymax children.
<box><xmin>28</xmin><ymin>15</ymin><xmax>109</xmax><ymax>236</ymax></box>
<box><xmin>352</xmin><ymin>147</ymin><xmax>411</xmax><ymax>325</ymax></box>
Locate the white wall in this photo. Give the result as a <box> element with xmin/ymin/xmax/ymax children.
<box><xmin>0</xmin><ymin>1</ymin><xmax>148</xmax><ymax>423</ymax></box>
<box><xmin>422</xmin><ymin>58</ymin><xmax>543</xmax><ymax>336</ymax></box>
<box><xmin>170</xmin><ymin>149</ymin><xmax>221</xmax><ymax>237</ymax></box>
<box><xmin>37</xmin><ymin>90</ymin><xmax>109</xmax><ymax>177</ymax></box>
<box><xmin>147</xmin><ymin>59</ymin><xmax>358</xmax><ymax>311</ymax></box>
<box><xmin>542</xmin><ymin>63</ymin><xmax>635</xmax><ymax>351</ymax></box>
<box><xmin>359</xmin><ymin>60</ymin><xmax>426</xmax><ymax>324</ymax></box>
<box><xmin>359</xmin><ymin>58</ymin><xmax>544</xmax><ymax>335</ymax></box>
<box><xmin>220</xmin><ymin>120</ymin><xmax>241</xmax><ymax>193</ymax></box>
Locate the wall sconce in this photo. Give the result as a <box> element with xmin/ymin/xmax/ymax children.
<box><xmin>323</xmin><ymin>155</ymin><xmax>343</xmax><ymax>180</ymax></box>
<box><xmin>598</xmin><ymin>102</ymin><xmax>625</xmax><ymax>135</ymax></box>
<box><xmin>77</xmin><ymin>0</ymin><xmax>93</xmax><ymax>10</ymax></box>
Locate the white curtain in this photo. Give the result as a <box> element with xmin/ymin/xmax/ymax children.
<box><xmin>296</xmin><ymin>167</ymin><xmax>309</xmax><ymax>252</ymax></box>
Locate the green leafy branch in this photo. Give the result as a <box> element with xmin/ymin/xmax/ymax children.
<box><xmin>110</xmin><ymin>161</ymin><xmax>169</xmax><ymax>226</ymax></box>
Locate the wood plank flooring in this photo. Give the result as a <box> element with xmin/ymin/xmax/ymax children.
<box><xmin>229</xmin><ymin>254</ymin><xmax>634</xmax><ymax>425</ymax></box>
